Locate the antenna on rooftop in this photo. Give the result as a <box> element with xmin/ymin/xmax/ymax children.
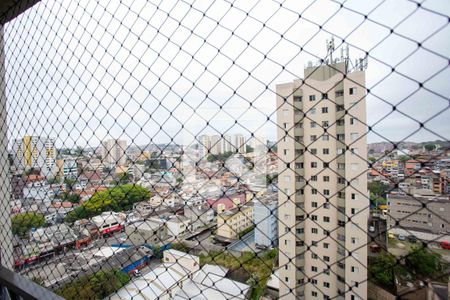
<box><xmin>326</xmin><ymin>36</ymin><xmax>335</xmax><ymax>62</ymax></box>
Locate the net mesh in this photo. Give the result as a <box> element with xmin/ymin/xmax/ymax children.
<box><xmin>0</xmin><ymin>0</ymin><xmax>449</xmax><ymax>299</ymax></box>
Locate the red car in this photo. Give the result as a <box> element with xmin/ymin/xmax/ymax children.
<box><xmin>440</xmin><ymin>242</ymin><xmax>450</xmax><ymax>249</ymax></box>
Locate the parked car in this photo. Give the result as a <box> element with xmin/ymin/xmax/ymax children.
<box><xmin>440</xmin><ymin>241</ymin><xmax>450</xmax><ymax>249</ymax></box>
<box><xmin>398</xmin><ymin>235</ymin><xmax>406</xmax><ymax>241</ymax></box>
<box><xmin>368</xmin><ymin>226</ymin><xmax>375</xmax><ymax>233</ymax></box>
<box><xmin>407</xmin><ymin>235</ymin><xmax>417</xmax><ymax>243</ymax></box>
<box><xmin>388</xmin><ymin>232</ymin><xmax>395</xmax><ymax>239</ymax></box>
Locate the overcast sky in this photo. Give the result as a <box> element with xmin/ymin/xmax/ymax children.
<box><xmin>4</xmin><ymin>0</ymin><xmax>450</xmax><ymax>148</ymax></box>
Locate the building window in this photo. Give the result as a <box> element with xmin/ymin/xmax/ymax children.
<box><xmin>322</xmin><ymin>107</ymin><xmax>328</xmax><ymax>113</ymax></box>
<box><xmin>323</xmin><ymin>216</ymin><xmax>330</xmax><ymax>222</ymax></box>
<box><xmin>311</xmin><ymin>121</ymin><xmax>316</xmax><ymax>128</ymax></box>
<box><xmin>309</xmin><ymin>95</ymin><xmax>316</xmax><ymax>101</ymax></box>
<box><xmin>323</xmin><ymin>203</ymin><xmax>330</xmax><ymax>209</ymax></box>
<box><xmin>350</xmin><ymin>117</ymin><xmax>356</xmax><ymax>125</ymax></box>
<box><xmin>312</xmin><ymin>188</ymin><xmax>318</xmax><ymax>194</ymax></box>
<box><xmin>336</xmin><ymin>119</ymin><xmax>344</xmax><ymax>126</ymax></box>
<box><xmin>350</xmin><ymin>132</ymin><xmax>359</xmax><ymax>141</ymax></box>
<box><xmin>323</xmin><ymin>148</ymin><xmax>329</xmax><ymax>155</ymax></box>
<box><xmin>312</xmin><ymin>202</ymin><xmax>318</xmax><ymax>208</ymax></box>
<box><xmin>296</xmin><ymin>163</ymin><xmax>304</xmax><ymax>169</ymax></box>
<box><xmin>297</xmin><ymin>189</ymin><xmax>304</xmax><ymax>195</ymax></box>
<box><xmin>284</xmin><ymin>149</ymin><xmax>289</xmax><ymax>155</ymax></box>
<box><xmin>323</xmin><ymin>162</ymin><xmax>329</xmax><ymax>168</ymax></box>
<box><xmin>311</xmin><ymin>266</ymin><xmax>318</xmax><ymax>272</ymax></box>
<box><xmin>285</xmin><ymin>277</ymin><xmax>289</xmax><ymax>283</ymax></box>
<box><xmin>296</xmin><ymin>121</ymin><xmax>303</xmax><ymax>128</ymax></box>
<box><xmin>310</xmin><ymin>108</ymin><xmax>316</xmax><ymax>114</ymax></box>
<box><xmin>311</xmin><ymin>162</ymin><xmax>318</xmax><ymax>168</ymax></box>
<box><xmin>349</xmin><ymin>87</ymin><xmax>357</xmax><ymax>95</ymax></box>
<box><xmin>351</xmin><ymin>266</ymin><xmax>359</xmax><ymax>273</ymax></box>
<box><xmin>322</xmin><ymin>134</ymin><xmax>329</xmax><ymax>141</ymax></box>
<box><xmin>312</xmin><ymin>291</ymin><xmax>318</xmax><ymax>297</ymax></box>
<box><xmin>351</xmin><ymin>148</ymin><xmax>359</xmax><ymax>155</ymax></box>
<box><xmin>294</xmin><ymin>96</ymin><xmax>302</xmax><ymax>102</ymax></box>
<box><xmin>351</xmin><ymin>193</ymin><xmax>357</xmax><ymax>200</ymax></box>
<box><xmin>283</xmin><ymin>122</ymin><xmax>289</xmax><ymax>129</ymax></box>
<box><xmin>312</xmin><ymin>228</ymin><xmax>319</xmax><ymax>234</ymax></box>
<box><xmin>336</xmin><ymin>104</ymin><xmax>345</xmax><ymax>111</ymax></box>
<box><xmin>335</xmin><ymin>90</ymin><xmax>344</xmax><ymax>97</ymax></box>
<box><xmin>324</xmin><ymin>242</ymin><xmax>329</xmax><ymax>249</ymax></box>
<box><xmin>322</xmin><ymin>121</ymin><xmax>329</xmax><ymax>127</ymax></box>
<box><xmin>311</xmin><ymin>135</ymin><xmax>317</xmax><ymax>141</ymax></box>
<box><xmin>323</xmin><ymin>281</ymin><xmax>330</xmax><ymax>288</ymax></box>
<box><xmin>323</xmin><ymin>176</ymin><xmax>330</xmax><ymax>182</ymax></box>
<box><xmin>322</xmin><ymin>93</ymin><xmax>328</xmax><ymax>99</ymax></box>
<box><xmin>323</xmin><ymin>189</ymin><xmax>330</xmax><ymax>196</ymax></box>
<box><xmin>311</xmin><ymin>148</ymin><xmax>317</xmax><ymax>154</ymax></box>
<box><xmin>311</xmin><ymin>215</ymin><xmax>318</xmax><ymax>221</ymax></box>
<box><xmin>351</xmin><ymin>237</ymin><xmax>359</xmax><ymax>244</ymax></box>
<box><xmin>311</xmin><ymin>175</ymin><xmax>317</xmax><ymax>181</ymax></box>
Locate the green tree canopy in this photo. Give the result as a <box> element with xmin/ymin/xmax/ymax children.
<box><xmin>368</xmin><ymin>254</ymin><xmax>397</xmax><ymax>288</ymax></box>
<box><xmin>65</xmin><ymin>184</ymin><xmax>150</xmax><ymax>223</ymax></box>
<box><xmin>405</xmin><ymin>247</ymin><xmax>444</xmax><ymax>277</ymax></box>
<box><xmin>368</xmin><ymin>181</ymin><xmax>389</xmax><ymax>197</ymax></box>
<box><xmin>56</xmin><ymin>270</ymin><xmax>129</xmax><ymax>300</ymax></box>
<box><xmin>12</xmin><ymin>213</ymin><xmax>45</xmax><ymax>236</ymax></box>
<box><xmin>424</xmin><ymin>143</ymin><xmax>437</xmax><ymax>152</ymax></box>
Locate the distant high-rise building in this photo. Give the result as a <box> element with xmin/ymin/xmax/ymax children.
<box><xmin>198</xmin><ymin>135</ymin><xmax>211</xmax><ymax>159</ymax></box>
<box><xmin>12</xmin><ymin>135</ymin><xmax>56</xmax><ymax>177</ymax></box>
<box><xmin>277</xmin><ymin>58</ymin><xmax>368</xmax><ymax>299</ymax></box>
<box><xmin>222</xmin><ymin>134</ymin><xmax>233</xmax><ymax>153</ymax></box>
<box><xmin>210</xmin><ymin>135</ymin><xmax>222</xmax><ymax>155</ymax></box>
<box><xmin>234</xmin><ymin>134</ymin><xmax>246</xmax><ymax>154</ymax></box>
<box><xmin>102</xmin><ymin>139</ymin><xmax>127</xmax><ymax>166</ymax></box>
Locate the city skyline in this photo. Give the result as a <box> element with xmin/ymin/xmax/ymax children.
<box><xmin>4</xmin><ymin>0</ymin><xmax>450</xmax><ymax>149</ymax></box>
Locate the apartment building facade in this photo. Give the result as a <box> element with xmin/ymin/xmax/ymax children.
<box><xmin>276</xmin><ymin>61</ymin><xmax>369</xmax><ymax>300</ymax></box>
<box><xmin>102</xmin><ymin>139</ymin><xmax>127</xmax><ymax>166</ymax></box>
<box><xmin>216</xmin><ymin>203</ymin><xmax>254</xmax><ymax>240</ymax></box>
<box><xmin>12</xmin><ymin>135</ymin><xmax>57</xmax><ymax>177</ymax></box>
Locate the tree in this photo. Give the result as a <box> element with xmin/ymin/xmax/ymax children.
<box><xmin>56</xmin><ymin>270</ymin><xmax>129</xmax><ymax>300</ymax></box>
<box><xmin>398</xmin><ymin>155</ymin><xmax>410</xmax><ymax>163</ymax></box>
<box><xmin>207</xmin><ymin>151</ymin><xmax>233</xmax><ymax>162</ymax></box>
<box><xmin>368</xmin><ymin>254</ymin><xmax>397</xmax><ymax>288</ymax></box>
<box><xmin>424</xmin><ymin>143</ymin><xmax>436</xmax><ymax>152</ymax></box>
<box><xmin>64</xmin><ymin>178</ymin><xmax>77</xmax><ymax>191</ymax></box>
<box><xmin>406</xmin><ymin>247</ymin><xmax>444</xmax><ymax>277</ymax></box>
<box><xmin>65</xmin><ymin>184</ymin><xmax>150</xmax><ymax>222</ymax></box>
<box><xmin>368</xmin><ymin>181</ymin><xmax>389</xmax><ymax>197</ymax></box>
<box><xmin>12</xmin><ymin>213</ymin><xmax>45</xmax><ymax>236</ymax></box>
<box><xmin>60</xmin><ymin>191</ymin><xmax>81</xmax><ymax>204</ymax></box>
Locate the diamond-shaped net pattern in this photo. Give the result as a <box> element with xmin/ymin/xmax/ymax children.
<box><xmin>0</xmin><ymin>0</ymin><xmax>449</xmax><ymax>300</ymax></box>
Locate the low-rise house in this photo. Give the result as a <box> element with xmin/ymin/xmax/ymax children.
<box><xmin>126</xmin><ymin>219</ymin><xmax>168</xmax><ymax>245</ymax></box>
<box><xmin>184</xmin><ymin>204</ymin><xmax>215</xmax><ymax>231</ymax></box>
<box><xmin>110</xmin><ymin>250</ymin><xmax>249</xmax><ymax>300</ymax></box>
<box><xmin>165</xmin><ymin>216</ymin><xmax>191</xmax><ymax>237</ymax></box>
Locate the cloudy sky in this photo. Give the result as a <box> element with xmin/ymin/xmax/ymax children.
<box><xmin>4</xmin><ymin>0</ymin><xmax>450</xmax><ymax>148</ymax></box>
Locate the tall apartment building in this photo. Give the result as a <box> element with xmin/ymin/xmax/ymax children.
<box><xmin>234</xmin><ymin>134</ymin><xmax>246</xmax><ymax>154</ymax></box>
<box><xmin>277</xmin><ymin>58</ymin><xmax>369</xmax><ymax>300</ymax></box>
<box><xmin>102</xmin><ymin>139</ymin><xmax>127</xmax><ymax>166</ymax></box>
<box><xmin>198</xmin><ymin>134</ymin><xmax>246</xmax><ymax>159</ymax></box>
<box><xmin>12</xmin><ymin>135</ymin><xmax>56</xmax><ymax>177</ymax></box>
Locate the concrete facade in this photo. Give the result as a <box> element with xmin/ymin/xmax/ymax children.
<box><xmin>277</xmin><ymin>61</ymin><xmax>369</xmax><ymax>299</ymax></box>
